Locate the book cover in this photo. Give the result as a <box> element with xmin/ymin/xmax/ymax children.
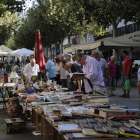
<box><xmin>75</xmin><ymin>119</ymin><xmax>85</xmax><ymax>124</ymax></box>
<box><xmin>86</xmin><ymin>118</ymin><xmax>96</xmax><ymax>123</ymax></box>
<box><xmin>102</xmin><ymin>126</ymin><xmax>112</xmax><ymax>132</ymax></box>
<box><xmin>82</xmin><ymin>128</ymin><xmax>118</xmax><ymax>137</ymax></box>
<box><xmin>58</xmin><ymin>123</ymin><xmax>82</xmax><ymax>133</ymax></box>
<box><xmin>129</xmin><ymin>119</ymin><xmax>138</xmax><ymax>124</ymax></box>
<box><xmin>124</xmin><ymin>122</ymin><xmax>132</xmax><ymax>128</ymax></box>
<box><xmin>97</xmin><ymin>118</ymin><xmax>106</xmax><ymax>123</ymax></box>
<box><xmin>130</xmin><ymin>123</ymin><xmax>140</xmax><ymax>131</ymax></box>
<box><xmin>107</xmin><ymin>120</ymin><xmax>125</xmax><ymax>128</ymax></box>
<box><xmin>88</xmin><ymin>122</ymin><xmax>99</xmax><ymax>128</ymax></box>
<box><xmin>119</xmin><ymin>127</ymin><xmax>135</xmax><ymax>134</ymax></box>
<box><xmin>119</xmin><ymin>132</ymin><xmax>140</xmax><ymax>137</ymax></box>
<box><xmin>52</xmin><ymin>121</ymin><xmax>68</xmax><ymax>126</ymax></box>
<box><xmin>97</xmin><ymin>121</ymin><xmax>108</xmax><ymax>128</ymax></box>
<box><xmin>109</xmin><ymin>128</ymin><xmax>120</xmax><ymax>135</ymax></box>
<box><xmin>66</xmin><ymin>133</ymin><xmax>102</xmax><ymax>139</ymax></box>
<box><xmin>79</xmin><ymin>122</ymin><xmax>91</xmax><ymax>129</ymax></box>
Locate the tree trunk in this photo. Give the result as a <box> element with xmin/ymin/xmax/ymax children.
<box><xmin>50</xmin><ymin>46</ymin><xmax>52</xmax><ymax>59</ymax></box>
<box><xmin>68</xmin><ymin>34</ymin><xmax>70</xmax><ymax>47</ymax></box>
<box><xmin>112</xmin><ymin>19</ymin><xmax>118</xmax><ymax>38</ymax></box>
<box><xmin>46</xmin><ymin>46</ymin><xmax>48</xmax><ymax>56</ymax></box>
<box><xmin>60</xmin><ymin>37</ymin><xmax>63</xmax><ymax>54</ymax></box>
<box><xmin>112</xmin><ymin>24</ymin><xmax>117</xmax><ymax>38</ymax></box>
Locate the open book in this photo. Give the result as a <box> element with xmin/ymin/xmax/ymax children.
<box><xmin>68</xmin><ymin>73</ymin><xmax>85</xmax><ymax>79</ymax></box>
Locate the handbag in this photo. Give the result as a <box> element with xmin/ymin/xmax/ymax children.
<box><xmin>123</xmin><ymin>79</ymin><xmax>131</xmax><ymax>91</ymax></box>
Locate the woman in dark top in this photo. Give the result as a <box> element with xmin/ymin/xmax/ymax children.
<box><xmin>61</xmin><ymin>59</ymin><xmax>83</xmax><ymax>91</ymax></box>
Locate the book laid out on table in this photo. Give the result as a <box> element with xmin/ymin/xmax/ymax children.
<box><xmin>84</xmin><ymin>110</ymin><xmax>100</xmax><ymax>117</ymax></box>
<box><xmin>88</xmin><ymin>99</ymin><xmax>109</xmax><ymax>103</ymax></box>
<box><xmin>129</xmin><ymin>119</ymin><xmax>139</xmax><ymax>124</ymax></box>
<box><xmin>108</xmin><ymin>128</ymin><xmax>120</xmax><ymax>135</ymax></box>
<box><xmin>58</xmin><ymin>123</ymin><xmax>82</xmax><ymax>133</ymax></box>
<box><xmin>124</xmin><ymin>122</ymin><xmax>132</xmax><ymax>128</ymax></box>
<box><xmin>119</xmin><ymin>127</ymin><xmax>136</xmax><ymax>134</ymax></box>
<box><xmin>94</xmin><ymin>125</ymin><xmax>107</xmax><ymax>133</ymax></box>
<box><xmin>99</xmin><ymin>108</ymin><xmax>126</xmax><ymax>118</ymax></box>
<box><xmin>88</xmin><ymin>96</ymin><xmax>108</xmax><ymax>99</ymax></box>
<box><xmin>119</xmin><ymin>132</ymin><xmax>140</xmax><ymax>137</ymax></box>
<box><xmin>130</xmin><ymin>123</ymin><xmax>140</xmax><ymax>131</ymax></box>
<box><xmin>97</xmin><ymin>121</ymin><xmax>108</xmax><ymax>128</ymax></box>
<box><xmin>66</xmin><ymin>133</ymin><xmax>102</xmax><ymax>139</ymax></box>
<box><xmin>82</xmin><ymin>128</ymin><xmax>118</xmax><ymax>138</ymax></box>
<box><xmin>88</xmin><ymin>122</ymin><xmax>99</xmax><ymax>128</ymax></box>
<box><xmin>102</xmin><ymin>125</ymin><xmax>112</xmax><ymax>133</ymax></box>
<box><xmin>75</xmin><ymin>119</ymin><xmax>85</xmax><ymax>124</ymax></box>
<box><xmin>78</xmin><ymin>122</ymin><xmax>91</xmax><ymax>129</ymax></box>
<box><xmin>131</xmin><ymin>128</ymin><xmax>140</xmax><ymax>134</ymax></box>
<box><xmin>70</xmin><ymin>102</ymin><xmax>83</xmax><ymax>106</ymax></box>
<box><xmin>47</xmin><ymin>115</ymin><xmax>62</xmax><ymax>122</ymax></box>
<box><xmin>52</xmin><ymin>121</ymin><xmax>69</xmax><ymax>126</ymax></box>
<box><xmin>86</xmin><ymin>118</ymin><xmax>96</xmax><ymax>123</ymax></box>
<box><xmin>106</xmin><ymin>119</ymin><xmax>125</xmax><ymax>128</ymax></box>
<box><xmin>108</xmin><ymin>115</ymin><xmax>139</xmax><ymax>120</ymax></box>
<box><xmin>97</xmin><ymin>118</ymin><xmax>106</xmax><ymax>123</ymax></box>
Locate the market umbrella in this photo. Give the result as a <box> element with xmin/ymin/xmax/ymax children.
<box><xmin>35</xmin><ymin>30</ymin><xmax>46</xmax><ymax>74</ymax></box>
<box><xmin>9</xmin><ymin>48</ymin><xmax>34</xmax><ymax>56</ymax></box>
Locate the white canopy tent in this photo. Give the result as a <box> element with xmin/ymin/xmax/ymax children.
<box><xmin>0</xmin><ymin>45</ymin><xmax>13</xmax><ymax>53</ymax></box>
<box><xmin>0</xmin><ymin>51</ymin><xmax>8</xmax><ymax>56</ymax></box>
<box><xmin>9</xmin><ymin>48</ymin><xmax>34</xmax><ymax>56</ymax></box>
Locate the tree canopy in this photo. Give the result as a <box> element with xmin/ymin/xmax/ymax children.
<box><xmin>7</xmin><ymin>0</ymin><xmax>102</xmax><ymax>51</ymax></box>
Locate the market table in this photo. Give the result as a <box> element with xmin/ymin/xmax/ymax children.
<box><xmin>40</xmin><ymin>113</ymin><xmax>140</xmax><ymax>140</ymax></box>
<box><xmin>41</xmin><ymin>114</ymin><xmax>62</xmax><ymax>140</ymax></box>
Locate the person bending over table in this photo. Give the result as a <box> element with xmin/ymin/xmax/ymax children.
<box><xmin>75</xmin><ymin>53</ymin><xmax>108</xmax><ymax>96</ymax></box>
<box><xmin>61</xmin><ymin>59</ymin><xmax>83</xmax><ymax>91</ymax></box>
<box><xmin>23</xmin><ymin>58</ymin><xmax>40</xmax><ymax>80</ymax></box>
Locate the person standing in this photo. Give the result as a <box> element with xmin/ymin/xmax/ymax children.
<box><xmin>45</xmin><ymin>56</ymin><xmax>56</xmax><ymax>82</ymax></box>
<box><xmin>120</xmin><ymin>50</ymin><xmax>132</xmax><ymax>98</ymax></box>
<box><xmin>75</xmin><ymin>53</ymin><xmax>107</xmax><ymax>96</ymax></box>
<box><xmin>107</xmin><ymin>56</ymin><xmax>116</xmax><ymax>97</ymax></box>
<box><xmin>55</xmin><ymin>57</ymin><xmax>61</xmax><ymax>85</ymax></box>
<box><xmin>137</xmin><ymin>65</ymin><xmax>140</xmax><ymax>98</ymax></box>
<box><xmin>92</xmin><ymin>49</ymin><xmax>109</xmax><ymax>85</ymax></box>
<box><xmin>59</xmin><ymin>54</ymin><xmax>68</xmax><ymax>88</ymax></box>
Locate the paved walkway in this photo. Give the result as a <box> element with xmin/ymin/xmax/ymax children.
<box><xmin>109</xmin><ymin>87</ymin><xmax>140</xmax><ymax>109</ymax></box>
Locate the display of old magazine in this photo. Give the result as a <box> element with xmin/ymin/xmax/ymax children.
<box><xmin>43</xmin><ymin>105</ymin><xmax>68</xmax><ymax>116</ymax></box>
<box><xmin>72</xmin><ymin>107</ymin><xmax>86</xmax><ymax>115</ymax></box>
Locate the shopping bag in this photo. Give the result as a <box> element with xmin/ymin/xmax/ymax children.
<box><xmin>123</xmin><ymin>79</ymin><xmax>131</xmax><ymax>91</ymax></box>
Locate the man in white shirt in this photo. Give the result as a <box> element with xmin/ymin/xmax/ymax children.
<box><xmin>75</xmin><ymin>53</ymin><xmax>107</xmax><ymax>96</ymax></box>
<box><xmin>23</xmin><ymin>58</ymin><xmax>40</xmax><ymax>79</ymax></box>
